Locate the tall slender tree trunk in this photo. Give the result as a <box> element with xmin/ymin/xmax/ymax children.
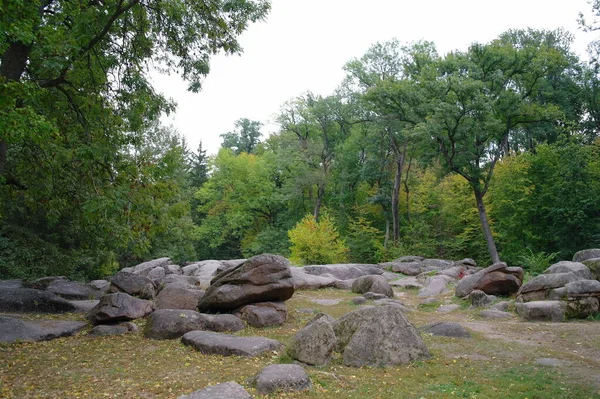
<box><xmin>313</xmin><ymin>185</ymin><xmax>325</xmax><ymax>222</ymax></box>
<box><xmin>474</xmin><ymin>188</ymin><xmax>500</xmax><ymax>264</ymax></box>
<box><xmin>391</xmin><ymin>141</ymin><xmax>407</xmax><ymax>245</ymax></box>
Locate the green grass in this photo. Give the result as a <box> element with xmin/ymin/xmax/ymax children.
<box><xmin>1</xmin><ymin>287</ymin><xmax>599</xmax><ymax>398</ymax></box>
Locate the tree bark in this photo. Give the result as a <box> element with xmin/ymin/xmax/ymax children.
<box><xmin>391</xmin><ymin>141</ymin><xmax>407</xmax><ymax>245</ymax></box>
<box><xmin>474</xmin><ymin>188</ymin><xmax>500</xmax><ymax>264</ymax></box>
<box><xmin>313</xmin><ymin>184</ymin><xmax>325</xmax><ymax>222</ymax></box>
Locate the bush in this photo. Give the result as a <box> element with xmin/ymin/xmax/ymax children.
<box><xmin>518</xmin><ymin>248</ymin><xmax>559</xmax><ymax>276</ymax></box>
<box><xmin>346</xmin><ymin>216</ymin><xmax>383</xmax><ymax>263</ymax></box>
<box><xmin>288</xmin><ymin>213</ymin><xmax>348</xmax><ymax>265</ymax></box>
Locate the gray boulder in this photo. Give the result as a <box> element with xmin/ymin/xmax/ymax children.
<box><xmin>516</xmin><ymin>272</ymin><xmax>580</xmax><ymax>302</ymax></box>
<box><xmin>129</xmin><ymin>257</ymin><xmax>172</xmax><ymax>276</ymax></box>
<box><xmin>490</xmin><ymin>301</ymin><xmax>511</xmax><ymax>311</ymax></box>
<box><xmin>233</xmin><ymin>301</ymin><xmax>287</xmax><ymax>328</ymax></box>
<box><xmin>181</xmin><ymin>331</ymin><xmax>284</xmax><ymax>357</ymax></box>
<box><xmin>46</xmin><ymin>279</ymin><xmax>99</xmax><ymax>300</ymax></box>
<box><xmin>178</xmin><ymin>382</ymin><xmax>252</xmax><ymax>399</ymax></box>
<box><xmin>110</xmin><ymin>271</ymin><xmax>156</xmax><ymax>299</ymax></box>
<box><xmin>419</xmin><ymin>322</ymin><xmax>471</xmax><ymax>338</ymax></box>
<box><xmin>0</xmin><ymin>287</ymin><xmax>77</xmax><ymax>313</ymax></box>
<box><xmin>516</xmin><ymin>301</ymin><xmax>565</xmax><ymax>322</ymax></box>
<box><xmin>88</xmin><ymin>322</ymin><xmax>138</xmax><ymax>337</ymax></box>
<box><xmin>351</xmin><ymin>275</ymin><xmax>393</xmax><ymax>298</ymax></box>
<box><xmin>144</xmin><ymin>309</ymin><xmax>208</xmax><ymax>339</ymax></box>
<box><xmin>203</xmin><ymin>314</ymin><xmax>245</xmax><ymax>332</ymax></box>
<box><xmin>146</xmin><ymin>267</ymin><xmax>166</xmax><ymax>281</ymax></box>
<box><xmin>455</xmin><ymin>258</ymin><xmax>477</xmax><ymax>267</ymax></box>
<box><xmin>363</xmin><ymin>292</ymin><xmax>389</xmax><ymax>300</ymax></box>
<box><xmin>389</xmin><ymin>277</ymin><xmax>423</xmax><ymax>290</ymax></box>
<box><xmin>544</xmin><ymin>261</ymin><xmax>593</xmax><ymax>280</ymax></box>
<box><xmin>89</xmin><ymin>280</ymin><xmax>111</xmax><ymax>293</ymax></box>
<box><xmin>254</xmin><ymin>364</ymin><xmax>311</xmax><ymax>394</ymax></box>
<box><xmin>333</xmin><ymin>305</ymin><xmax>430</xmax><ymax>367</ymax></box>
<box><xmin>190</xmin><ymin>260</ymin><xmax>224</xmax><ymax>288</ymax></box>
<box><xmin>582</xmin><ymin>258</ymin><xmax>600</xmax><ymax>281</ymax></box>
<box><xmin>388</xmin><ymin>261</ymin><xmax>423</xmax><ymax>276</ymax></box>
<box><xmin>198</xmin><ymin>254</ymin><xmax>294</xmax><ymax>312</ymax></box>
<box><xmin>69</xmin><ymin>300</ymin><xmax>100</xmax><ymax>313</ymax></box>
<box><xmin>438</xmin><ymin>266</ymin><xmax>466</xmax><ymax>279</ymax></box>
<box><xmin>158</xmin><ymin>274</ymin><xmax>203</xmax><ymax>288</ymax></box>
<box><xmin>573</xmin><ymin>249</ymin><xmax>600</xmax><ymax>263</ymax></box>
<box><xmin>421</xmin><ymin>259</ymin><xmax>454</xmax><ymax>270</ymax></box>
<box><xmin>436</xmin><ymin>304</ymin><xmax>460</xmax><ymax>313</ymax></box>
<box><xmin>290</xmin><ymin>267</ymin><xmax>337</xmax><ymax>290</ymax></box>
<box><xmin>469</xmin><ymin>290</ymin><xmax>496</xmax><ymax>308</ymax></box>
<box><xmin>0</xmin><ymin>279</ymin><xmax>23</xmax><ymax>289</ymax></box>
<box><xmin>352</xmin><ymin>296</ymin><xmax>367</xmax><ymax>305</ymax></box>
<box><xmin>418</xmin><ymin>276</ymin><xmax>449</xmax><ymax>297</ymax></box>
<box><xmin>303</xmin><ymin>264</ymin><xmax>383</xmax><ymax>280</ymax></box>
<box><xmin>287</xmin><ymin>313</ymin><xmax>336</xmax><ymax>366</ymax></box>
<box><xmin>86</xmin><ymin>293</ymin><xmax>154</xmax><ymax>325</ymax></box>
<box><xmin>0</xmin><ymin>316</ymin><xmax>86</xmax><ymax>343</ymax></box>
<box><xmin>455</xmin><ymin>263</ymin><xmax>523</xmax><ymax>297</ymax></box>
<box><xmin>154</xmin><ymin>284</ymin><xmax>204</xmax><ymax>310</ymax></box>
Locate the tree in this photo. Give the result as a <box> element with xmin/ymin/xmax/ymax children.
<box><xmin>220</xmin><ymin>118</ymin><xmax>263</xmax><ymax>154</ymax></box>
<box><xmin>288</xmin><ymin>213</ymin><xmax>348</xmax><ymax>265</ymax></box>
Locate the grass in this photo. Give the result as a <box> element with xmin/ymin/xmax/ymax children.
<box><xmin>1</xmin><ymin>287</ymin><xmax>599</xmax><ymax>398</ymax></box>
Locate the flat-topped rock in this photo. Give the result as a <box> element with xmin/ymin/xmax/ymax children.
<box><xmin>573</xmin><ymin>249</ymin><xmax>600</xmax><ymax>263</ymax></box>
<box><xmin>351</xmin><ymin>275</ymin><xmax>393</xmax><ymax>298</ymax></box>
<box><xmin>0</xmin><ymin>316</ymin><xmax>86</xmax><ymax>343</ymax></box>
<box><xmin>303</xmin><ymin>264</ymin><xmax>383</xmax><ymax>280</ymax></box>
<box><xmin>86</xmin><ymin>293</ymin><xmax>154</xmax><ymax>325</ymax></box>
<box><xmin>182</xmin><ymin>331</ymin><xmax>283</xmax><ymax>357</ymax></box>
<box><xmin>177</xmin><ymin>382</ymin><xmax>252</xmax><ymax>399</ymax></box>
<box><xmin>516</xmin><ymin>301</ymin><xmax>565</xmax><ymax>322</ymax></box>
<box><xmin>290</xmin><ymin>267</ymin><xmax>337</xmax><ymax>290</ymax></box>
<box><xmin>46</xmin><ymin>279</ymin><xmax>99</xmax><ymax>300</ymax></box>
<box><xmin>0</xmin><ymin>287</ymin><xmax>77</xmax><ymax>313</ymax></box>
<box><xmin>154</xmin><ymin>284</ymin><xmax>204</xmax><ymax>310</ymax></box>
<box><xmin>254</xmin><ymin>364</ymin><xmax>311</xmax><ymax>394</ymax></box>
<box><xmin>110</xmin><ymin>271</ymin><xmax>155</xmax><ymax>299</ymax></box>
<box><xmin>144</xmin><ymin>309</ymin><xmax>208</xmax><ymax>340</ymax></box>
<box><xmin>419</xmin><ymin>322</ymin><xmax>471</xmax><ymax>338</ymax></box>
<box><xmin>517</xmin><ymin>273</ymin><xmax>580</xmax><ymax>302</ymax></box>
<box><xmin>544</xmin><ymin>261</ymin><xmax>593</xmax><ymax>280</ymax></box>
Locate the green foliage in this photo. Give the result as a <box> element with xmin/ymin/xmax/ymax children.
<box><xmin>220</xmin><ymin>118</ymin><xmax>262</xmax><ymax>154</ymax></box>
<box><xmin>518</xmin><ymin>248</ymin><xmax>560</xmax><ymax>276</ymax></box>
<box><xmin>288</xmin><ymin>213</ymin><xmax>348</xmax><ymax>265</ymax></box>
<box><xmin>346</xmin><ymin>215</ymin><xmax>384</xmax><ymax>263</ymax></box>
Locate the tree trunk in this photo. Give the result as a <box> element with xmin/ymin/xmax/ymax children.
<box><xmin>391</xmin><ymin>142</ymin><xmax>407</xmax><ymax>245</ymax></box>
<box><xmin>313</xmin><ymin>185</ymin><xmax>325</xmax><ymax>222</ymax></box>
<box><xmin>474</xmin><ymin>189</ymin><xmax>500</xmax><ymax>264</ymax></box>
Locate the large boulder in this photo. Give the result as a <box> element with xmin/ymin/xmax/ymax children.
<box><xmin>46</xmin><ymin>279</ymin><xmax>100</xmax><ymax>300</ymax></box>
<box><xmin>0</xmin><ymin>287</ymin><xmax>77</xmax><ymax>313</ymax></box>
<box><xmin>387</xmin><ymin>262</ymin><xmax>423</xmax><ymax>276</ymax></box>
<box><xmin>582</xmin><ymin>258</ymin><xmax>600</xmax><ymax>281</ymax></box>
<box><xmin>469</xmin><ymin>290</ymin><xmax>496</xmax><ymax>308</ymax></box>
<box><xmin>551</xmin><ymin>280</ymin><xmax>600</xmax><ymax>319</ymax></box>
<box><xmin>86</xmin><ymin>293</ymin><xmax>154</xmax><ymax>325</ymax></box>
<box><xmin>303</xmin><ymin>264</ymin><xmax>383</xmax><ymax>280</ymax></box>
<box><xmin>177</xmin><ymin>382</ymin><xmax>252</xmax><ymax>399</ymax></box>
<box><xmin>189</xmin><ymin>260</ymin><xmax>224</xmax><ymax>288</ymax></box>
<box><xmin>0</xmin><ymin>316</ymin><xmax>86</xmax><ymax>343</ymax></box>
<box><xmin>182</xmin><ymin>331</ymin><xmax>284</xmax><ymax>357</ymax></box>
<box><xmin>351</xmin><ymin>275</ymin><xmax>393</xmax><ymax>298</ymax></box>
<box><xmin>419</xmin><ymin>322</ymin><xmax>472</xmax><ymax>339</ymax></box>
<box><xmin>203</xmin><ymin>314</ymin><xmax>245</xmax><ymax>333</ymax></box>
<box><xmin>254</xmin><ymin>364</ymin><xmax>311</xmax><ymax>394</ymax></box>
<box><xmin>197</xmin><ymin>254</ymin><xmax>294</xmax><ymax>312</ymax></box>
<box><xmin>110</xmin><ymin>271</ymin><xmax>156</xmax><ymax>299</ymax></box>
<box><xmin>88</xmin><ymin>322</ymin><xmax>138</xmax><ymax>337</ymax></box>
<box><xmin>233</xmin><ymin>301</ymin><xmax>287</xmax><ymax>328</ymax></box>
<box><xmin>573</xmin><ymin>249</ymin><xmax>600</xmax><ymax>263</ymax></box>
<box><xmin>544</xmin><ymin>261</ymin><xmax>593</xmax><ymax>280</ymax></box>
<box><xmin>332</xmin><ymin>305</ymin><xmax>430</xmax><ymax>367</ymax></box>
<box><xmin>290</xmin><ymin>267</ymin><xmax>337</xmax><ymax>290</ymax></box>
<box><xmin>455</xmin><ymin>263</ymin><xmax>523</xmax><ymax>297</ymax></box>
<box><xmin>418</xmin><ymin>276</ymin><xmax>449</xmax><ymax>297</ymax></box>
<box><xmin>126</xmin><ymin>257</ymin><xmax>172</xmax><ymax>276</ymax></box>
<box><xmin>144</xmin><ymin>309</ymin><xmax>208</xmax><ymax>339</ymax></box>
<box><xmin>516</xmin><ymin>272</ymin><xmax>580</xmax><ymax>302</ymax></box>
<box><xmin>287</xmin><ymin>313</ymin><xmax>336</xmax><ymax>366</ymax></box>
<box><xmin>0</xmin><ymin>279</ymin><xmax>23</xmax><ymax>289</ymax></box>
<box><xmin>516</xmin><ymin>301</ymin><xmax>565</xmax><ymax>322</ymax></box>
<box><xmin>154</xmin><ymin>284</ymin><xmax>205</xmax><ymax>310</ymax></box>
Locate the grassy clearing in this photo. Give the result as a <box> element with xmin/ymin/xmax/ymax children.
<box><xmin>1</xmin><ymin>287</ymin><xmax>599</xmax><ymax>399</ymax></box>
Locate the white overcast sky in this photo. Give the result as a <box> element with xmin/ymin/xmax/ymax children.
<box><xmin>151</xmin><ymin>0</ymin><xmax>597</xmax><ymax>155</ymax></box>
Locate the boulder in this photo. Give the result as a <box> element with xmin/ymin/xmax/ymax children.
<box><xmin>46</xmin><ymin>279</ymin><xmax>99</xmax><ymax>300</ymax></box>
<box><xmin>254</xmin><ymin>364</ymin><xmax>311</xmax><ymax>394</ymax></box>
<box><xmin>287</xmin><ymin>313</ymin><xmax>336</xmax><ymax>366</ymax></box>
<box><xmin>203</xmin><ymin>314</ymin><xmax>245</xmax><ymax>332</ymax></box>
<box><xmin>154</xmin><ymin>284</ymin><xmax>204</xmax><ymax>310</ymax></box>
<box><xmin>573</xmin><ymin>249</ymin><xmax>600</xmax><ymax>263</ymax></box>
<box><xmin>0</xmin><ymin>287</ymin><xmax>77</xmax><ymax>313</ymax></box>
<box><xmin>389</xmin><ymin>277</ymin><xmax>423</xmax><ymax>290</ymax></box>
<box><xmin>177</xmin><ymin>382</ymin><xmax>252</xmax><ymax>399</ymax></box>
<box><xmin>303</xmin><ymin>264</ymin><xmax>383</xmax><ymax>280</ymax></box>
<box><xmin>27</xmin><ymin>276</ymin><xmax>67</xmax><ymax>290</ymax></box>
<box><xmin>144</xmin><ymin>309</ymin><xmax>208</xmax><ymax>339</ymax></box>
<box><xmin>419</xmin><ymin>322</ymin><xmax>471</xmax><ymax>338</ymax></box>
<box><xmin>388</xmin><ymin>262</ymin><xmax>423</xmax><ymax>276</ymax></box>
<box><xmin>478</xmin><ymin>309</ymin><xmax>513</xmax><ymax>319</ymax></box>
<box><xmin>198</xmin><ymin>254</ymin><xmax>294</xmax><ymax>312</ymax></box>
<box><xmin>164</xmin><ymin>264</ymin><xmax>182</xmax><ymax>275</ymax></box>
<box><xmin>436</xmin><ymin>304</ymin><xmax>460</xmax><ymax>313</ymax></box>
<box><xmin>352</xmin><ymin>297</ymin><xmax>367</xmax><ymax>305</ymax></box>
<box><xmin>191</xmin><ymin>260</ymin><xmax>224</xmax><ymax>288</ymax></box>
<box><xmin>544</xmin><ymin>261</ymin><xmax>593</xmax><ymax>280</ymax></box>
<box><xmin>89</xmin><ymin>280</ymin><xmax>111</xmax><ymax>293</ymax></box>
<box><xmin>372</xmin><ymin>299</ymin><xmax>411</xmax><ymax>312</ymax></box>
<box><xmin>182</xmin><ymin>263</ymin><xmax>202</xmax><ymax>276</ymax></box>
<box><xmin>363</xmin><ymin>292</ymin><xmax>389</xmax><ymax>300</ymax></box>
<box><xmin>146</xmin><ymin>267</ymin><xmax>166</xmax><ymax>281</ymax></box>
<box><xmin>516</xmin><ymin>272</ymin><xmax>580</xmax><ymax>302</ymax></box>
<box><xmin>418</xmin><ymin>276</ymin><xmax>449</xmax><ymax>297</ymax></box>
<box><xmin>438</xmin><ymin>266</ymin><xmax>466</xmax><ymax>280</ymax></box>
<box><xmin>455</xmin><ymin>263</ymin><xmax>523</xmax><ymax>297</ymax></box>
<box><xmin>0</xmin><ymin>279</ymin><xmax>23</xmax><ymax>289</ymax></box>
<box><xmin>421</xmin><ymin>259</ymin><xmax>454</xmax><ymax>270</ymax></box>
<box><xmin>0</xmin><ymin>316</ymin><xmax>86</xmax><ymax>343</ymax></box>
<box><xmin>455</xmin><ymin>258</ymin><xmax>477</xmax><ymax>267</ymax></box>
<box><xmin>516</xmin><ymin>301</ymin><xmax>565</xmax><ymax>322</ymax></box>
<box><xmin>290</xmin><ymin>267</ymin><xmax>337</xmax><ymax>290</ymax></box>
<box><xmin>158</xmin><ymin>274</ymin><xmax>203</xmax><ymax>288</ymax></box>
<box><xmin>395</xmin><ymin>256</ymin><xmax>425</xmax><ymax>262</ymax></box>
<box><xmin>129</xmin><ymin>257</ymin><xmax>172</xmax><ymax>276</ymax></box>
<box><xmin>582</xmin><ymin>258</ymin><xmax>600</xmax><ymax>281</ymax></box>
<box><xmin>490</xmin><ymin>301</ymin><xmax>511</xmax><ymax>311</ymax></box>
<box><xmin>469</xmin><ymin>290</ymin><xmax>496</xmax><ymax>308</ymax></box>
<box><xmin>69</xmin><ymin>300</ymin><xmax>100</xmax><ymax>313</ymax></box>
<box><xmin>332</xmin><ymin>305</ymin><xmax>430</xmax><ymax>367</ymax></box>
<box><xmin>181</xmin><ymin>331</ymin><xmax>284</xmax><ymax>357</ymax></box>
<box><xmin>110</xmin><ymin>272</ymin><xmax>156</xmax><ymax>299</ymax></box>
<box><xmin>565</xmin><ymin>297</ymin><xmax>599</xmax><ymax>319</ymax></box>
<box><xmin>351</xmin><ymin>275</ymin><xmax>393</xmax><ymax>298</ymax></box>
<box><xmin>233</xmin><ymin>301</ymin><xmax>287</xmax><ymax>328</ymax></box>
<box><xmin>88</xmin><ymin>322</ymin><xmax>138</xmax><ymax>337</ymax></box>
<box><xmin>86</xmin><ymin>293</ymin><xmax>154</xmax><ymax>325</ymax></box>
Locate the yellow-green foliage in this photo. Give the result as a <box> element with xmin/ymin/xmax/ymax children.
<box><xmin>288</xmin><ymin>213</ymin><xmax>348</xmax><ymax>265</ymax></box>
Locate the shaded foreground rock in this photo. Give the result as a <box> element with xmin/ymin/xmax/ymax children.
<box><xmin>110</xmin><ymin>272</ymin><xmax>155</xmax><ymax>299</ymax></box>
<box><xmin>0</xmin><ymin>287</ymin><xmax>77</xmax><ymax>313</ymax></box>
<box><xmin>182</xmin><ymin>331</ymin><xmax>283</xmax><ymax>357</ymax></box>
<box><xmin>178</xmin><ymin>382</ymin><xmax>252</xmax><ymax>399</ymax></box>
<box><xmin>455</xmin><ymin>263</ymin><xmax>523</xmax><ymax>297</ymax></box>
<box><xmin>0</xmin><ymin>316</ymin><xmax>86</xmax><ymax>343</ymax></box>
<box><xmin>198</xmin><ymin>254</ymin><xmax>294</xmax><ymax>312</ymax></box>
<box><xmin>516</xmin><ymin>301</ymin><xmax>565</xmax><ymax>322</ymax></box>
<box><xmin>287</xmin><ymin>313</ymin><xmax>336</xmax><ymax>366</ymax></box>
<box><xmin>233</xmin><ymin>301</ymin><xmax>287</xmax><ymax>327</ymax></box>
<box><xmin>154</xmin><ymin>284</ymin><xmax>204</xmax><ymax>310</ymax></box>
<box><xmin>351</xmin><ymin>275</ymin><xmax>393</xmax><ymax>298</ymax></box>
<box><xmin>419</xmin><ymin>322</ymin><xmax>471</xmax><ymax>338</ymax></box>
<box><xmin>144</xmin><ymin>309</ymin><xmax>208</xmax><ymax>339</ymax></box>
<box><xmin>46</xmin><ymin>279</ymin><xmax>100</xmax><ymax>300</ymax></box>
<box><xmin>333</xmin><ymin>305</ymin><xmax>430</xmax><ymax>367</ymax></box>
<box><xmin>254</xmin><ymin>364</ymin><xmax>311</xmax><ymax>394</ymax></box>
<box><xmin>86</xmin><ymin>293</ymin><xmax>153</xmax><ymax>325</ymax></box>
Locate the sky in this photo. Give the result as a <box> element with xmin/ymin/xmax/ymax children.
<box><xmin>151</xmin><ymin>0</ymin><xmax>598</xmax><ymax>155</ymax></box>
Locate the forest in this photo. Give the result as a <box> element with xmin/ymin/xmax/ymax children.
<box><xmin>1</xmin><ymin>0</ymin><xmax>600</xmax><ymax>281</ymax></box>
